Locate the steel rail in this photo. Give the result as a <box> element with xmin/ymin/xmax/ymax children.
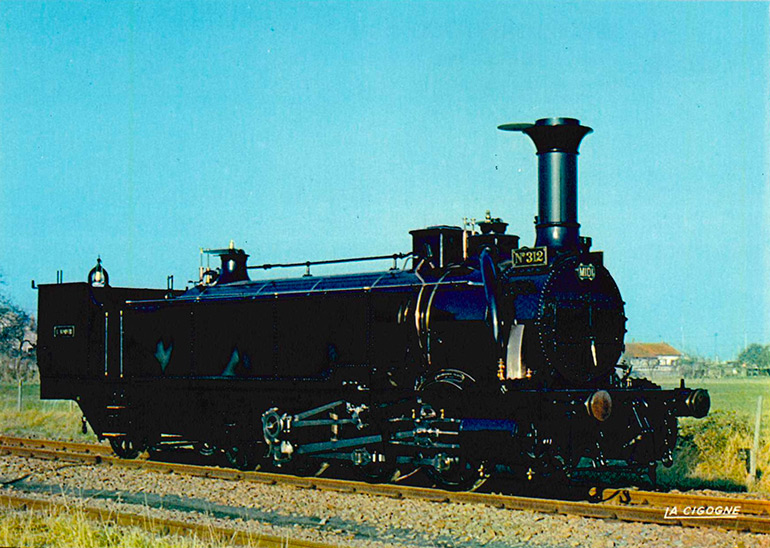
<box><xmin>1</xmin><ymin>436</ymin><xmax>769</xmax><ymax>534</ymax></box>
<box><xmin>0</xmin><ymin>491</ymin><xmax>337</xmax><ymax>548</ymax></box>
<box><xmin>598</xmin><ymin>488</ymin><xmax>770</xmax><ymax>518</ymax></box>
<box><xmin>0</xmin><ymin>435</ymin><xmax>113</xmax><ymax>456</ymax></box>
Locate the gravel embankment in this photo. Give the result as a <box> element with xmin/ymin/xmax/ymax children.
<box><xmin>1</xmin><ymin>455</ymin><xmax>768</xmax><ymax>548</ymax></box>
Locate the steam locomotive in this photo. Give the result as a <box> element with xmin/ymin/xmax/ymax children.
<box><xmin>37</xmin><ymin>118</ymin><xmax>709</xmax><ymax>488</ymax></box>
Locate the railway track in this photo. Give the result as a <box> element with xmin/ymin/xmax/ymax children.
<box><xmin>1</xmin><ymin>435</ymin><xmax>769</xmax><ymax>535</ymax></box>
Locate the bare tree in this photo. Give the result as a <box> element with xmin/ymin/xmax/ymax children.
<box><xmin>0</xmin><ymin>283</ymin><xmax>37</xmax><ymax>385</ymax></box>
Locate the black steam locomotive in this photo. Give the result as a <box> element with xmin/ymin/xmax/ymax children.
<box><xmin>37</xmin><ymin>118</ymin><xmax>709</xmax><ymax>488</ymax></box>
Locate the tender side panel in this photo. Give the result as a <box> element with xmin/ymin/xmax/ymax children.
<box><xmin>37</xmin><ymin>283</ymin><xmax>171</xmax><ymax>400</ymax></box>
<box><xmin>124</xmin><ymin>301</ymin><xmax>194</xmax><ymax>378</ymax></box>
<box><xmin>124</xmin><ymin>292</ymin><xmax>376</xmax><ymax>381</ymax></box>
<box><xmin>37</xmin><ymin>284</ymin><xmax>96</xmax><ymax>393</ymax></box>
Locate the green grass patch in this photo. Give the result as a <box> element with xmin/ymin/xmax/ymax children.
<box><xmin>656</xmin><ymin>378</ymin><xmax>770</xmax><ymax>493</ymax></box>
<box><xmin>660</xmin><ymin>377</ymin><xmax>770</xmax><ymax>424</ymax></box>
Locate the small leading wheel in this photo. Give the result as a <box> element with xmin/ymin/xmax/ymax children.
<box><xmin>277</xmin><ymin>456</ymin><xmax>329</xmax><ymax>477</ymax></box>
<box><xmin>109</xmin><ymin>437</ymin><xmax>144</xmax><ymax>459</ymax></box>
<box><xmin>357</xmin><ymin>463</ymin><xmax>400</xmax><ymax>483</ymax></box>
<box><xmin>426</xmin><ymin>457</ymin><xmax>488</xmax><ymax>491</ymax></box>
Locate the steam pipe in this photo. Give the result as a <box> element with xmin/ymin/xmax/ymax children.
<box><xmin>498</xmin><ymin>117</ymin><xmax>592</xmax><ymax>249</ymax></box>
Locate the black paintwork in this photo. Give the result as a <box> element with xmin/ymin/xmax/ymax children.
<box><xmin>36</xmin><ymin>117</ymin><xmax>709</xmax><ymax>482</ymax></box>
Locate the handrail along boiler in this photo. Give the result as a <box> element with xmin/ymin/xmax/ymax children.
<box><xmin>36</xmin><ymin>118</ymin><xmax>709</xmax><ymax>487</ymax></box>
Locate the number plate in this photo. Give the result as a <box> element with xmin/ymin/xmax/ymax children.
<box><xmin>577</xmin><ymin>263</ymin><xmax>596</xmax><ymax>281</ymax></box>
<box><xmin>512</xmin><ymin>247</ymin><xmax>548</xmax><ymax>267</ymax></box>
<box><xmin>54</xmin><ymin>325</ymin><xmax>75</xmax><ymax>338</ymax></box>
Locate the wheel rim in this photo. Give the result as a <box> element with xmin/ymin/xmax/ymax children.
<box><xmin>426</xmin><ymin>459</ymin><xmax>488</xmax><ymax>491</ymax></box>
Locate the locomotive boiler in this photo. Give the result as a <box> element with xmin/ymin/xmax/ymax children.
<box><xmin>36</xmin><ymin>117</ymin><xmax>710</xmax><ymax>488</ymax></box>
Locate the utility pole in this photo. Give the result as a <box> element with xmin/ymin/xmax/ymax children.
<box><xmin>15</xmin><ymin>339</ymin><xmax>34</xmax><ymax>412</ymax></box>
<box><xmin>749</xmin><ymin>396</ymin><xmax>763</xmax><ymax>483</ymax></box>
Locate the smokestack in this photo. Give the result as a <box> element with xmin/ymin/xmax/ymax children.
<box><xmin>498</xmin><ymin>117</ymin><xmax>592</xmax><ymax>249</ymax></box>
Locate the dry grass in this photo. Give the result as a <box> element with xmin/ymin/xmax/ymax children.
<box><xmin>659</xmin><ymin>410</ymin><xmax>770</xmax><ymax>493</ymax></box>
<box><xmin>0</xmin><ymin>503</ymin><xmax>232</xmax><ymax>548</ymax></box>
<box><xmin>0</xmin><ymin>383</ymin><xmax>96</xmax><ymax>442</ymax></box>
<box><xmin>655</xmin><ymin>378</ymin><xmax>770</xmax><ymax>493</ymax></box>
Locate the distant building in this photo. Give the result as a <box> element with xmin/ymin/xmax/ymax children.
<box><xmin>623</xmin><ymin>342</ymin><xmax>683</xmax><ymax>376</ymax></box>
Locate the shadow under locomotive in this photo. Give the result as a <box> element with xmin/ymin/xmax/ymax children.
<box><xmin>36</xmin><ymin>118</ymin><xmax>709</xmax><ymax>490</ymax></box>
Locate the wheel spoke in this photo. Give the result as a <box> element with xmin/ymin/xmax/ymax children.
<box><xmin>109</xmin><ymin>437</ymin><xmax>143</xmax><ymax>459</ymax></box>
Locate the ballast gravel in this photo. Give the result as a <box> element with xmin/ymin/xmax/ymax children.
<box><xmin>0</xmin><ymin>454</ymin><xmax>768</xmax><ymax>548</ymax></box>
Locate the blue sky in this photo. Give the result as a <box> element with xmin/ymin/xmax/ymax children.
<box><xmin>1</xmin><ymin>1</ymin><xmax>768</xmax><ymax>360</ymax></box>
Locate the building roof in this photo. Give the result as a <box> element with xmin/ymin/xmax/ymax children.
<box><xmin>624</xmin><ymin>342</ymin><xmax>683</xmax><ymax>359</ymax></box>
